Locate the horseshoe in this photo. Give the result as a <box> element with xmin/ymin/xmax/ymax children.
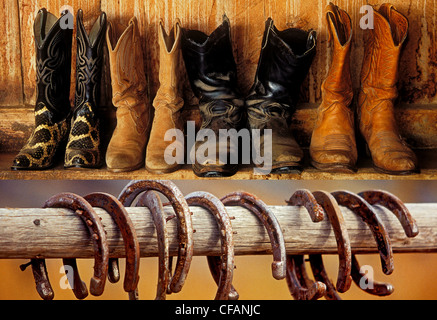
<box><xmin>185</xmin><ymin>191</ymin><xmax>235</xmax><ymax>300</ymax></box>
<box><xmin>309</xmin><ymin>191</ymin><xmax>352</xmax><ymax>296</ymax></box>
<box><xmin>220</xmin><ymin>191</ymin><xmax>286</xmax><ymax>280</ymax></box>
<box><xmin>84</xmin><ymin>192</ymin><xmax>140</xmax><ymax>296</ymax></box>
<box><xmin>136</xmin><ymin>190</ymin><xmax>171</xmax><ymax>300</ymax></box>
<box><xmin>331</xmin><ymin>190</ymin><xmax>394</xmax><ymax>275</ymax></box>
<box><xmin>20</xmin><ymin>259</ymin><xmax>54</xmax><ymax>300</ymax></box>
<box><xmin>44</xmin><ymin>192</ymin><xmax>109</xmax><ymax>296</ymax></box>
<box><xmin>118</xmin><ymin>180</ymin><xmax>194</xmax><ymax>293</ymax></box>
<box><xmin>285</xmin><ymin>190</ymin><xmax>326</xmax><ymax>300</ymax></box>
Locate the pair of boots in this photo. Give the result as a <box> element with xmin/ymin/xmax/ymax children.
<box><xmin>103</xmin><ymin>18</ymin><xmax>182</xmax><ymax>173</ymax></box>
<box><xmin>310</xmin><ymin>3</ymin><xmax>418</xmax><ymax>175</ymax></box>
<box><xmin>12</xmin><ymin>9</ymin><xmax>107</xmax><ymax>170</ymax></box>
<box><xmin>182</xmin><ymin>15</ymin><xmax>317</xmax><ymax>177</ymax></box>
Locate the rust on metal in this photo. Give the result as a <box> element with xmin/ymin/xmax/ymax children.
<box><xmin>221</xmin><ymin>191</ymin><xmax>286</xmax><ymax>280</ymax></box>
<box><xmin>118</xmin><ymin>180</ymin><xmax>194</xmax><ymax>294</ymax></box>
<box><xmin>44</xmin><ymin>192</ymin><xmax>109</xmax><ymax>296</ymax></box>
<box><xmin>84</xmin><ymin>192</ymin><xmax>140</xmax><ymax>294</ymax></box>
<box><xmin>185</xmin><ymin>191</ymin><xmax>235</xmax><ymax>300</ymax></box>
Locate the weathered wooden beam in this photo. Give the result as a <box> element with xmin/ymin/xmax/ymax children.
<box><xmin>0</xmin><ymin>203</ymin><xmax>435</xmax><ymax>259</ymax></box>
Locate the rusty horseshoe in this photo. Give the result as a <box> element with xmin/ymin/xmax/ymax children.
<box><xmin>285</xmin><ymin>189</ymin><xmax>326</xmax><ymax>300</ymax></box>
<box><xmin>84</xmin><ymin>192</ymin><xmax>140</xmax><ymax>296</ymax></box>
<box><xmin>20</xmin><ymin>259</ymin><xmax>55</xmax><ymax>300</ymax></box>
<box><xmin>185</xmin><ymin>191</ymin><xmax>235</xmax><ymax>300</ymax></box>
<box><xmin>221</xmin><ymin>191</ymin><xmax>286</xmax><ymax>280</ymax></box>
<box><xmin>308</xmin><ymin>191</ymin><xmax>353</xmax><ymax>298</ymax></box>
<box><xmin>136</xmin><ymin>190</ymin><xmax>171</xmax><ymax>300</ymax></box>
<box><xmin>118</xmin><ymin>180</ymin><xmax>194</xmax><ymax>293</ymax></box>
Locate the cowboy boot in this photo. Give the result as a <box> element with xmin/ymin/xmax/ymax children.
<box><xmin>12</xmin><ymin>9</ymin><xmax>72</xmax><ymax>170</ymax></box>
<box><xmin>181</xmin><ymin>15</ymin><xmax>244</xmax><ymax>177</ymax></box>
<box><xmin>246</xmin><ymin>18</ymin><xmax>317</xmax><ymax>174</ymax></box>
<box><xmin>105</xmin><ymin>17</ymin><xmax>151</xmax><ymax>172</ymax></box>
<box><xmin>145</xmin><ymin>19</ymin><xmax>184</xmax><ymax>174</ymax></box>
<box><xmin>64</xmin><ymin>9</ymin><xmax>107</xmax><ymax>169</ymax></box>
<box><xmin>310</xmin><ymin>3</ymin><xmax>356</xmax><ymax>173</ymax></box>
<box><xmin>358</xmin><ymin>4</ymin><xmax>418</xmax><ymax>175</ymax></box>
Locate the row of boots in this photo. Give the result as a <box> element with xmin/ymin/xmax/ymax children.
<box><xmin>12</xmin><ymin>3</ymin><xmax>418</xmax><ymax>176</ymax></box>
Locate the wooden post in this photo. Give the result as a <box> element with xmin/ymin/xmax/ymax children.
<box><xmin>0</xmin><ymin>203</ymin><xmax>436</xmax><ymax>259</ymax></box>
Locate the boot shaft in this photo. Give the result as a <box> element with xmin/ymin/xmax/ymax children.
<box><xmin>360</xmin><ymin>4</ymin><xmax>408</xmax><ymax>91</ymax></box>
<box><xmin>321</xmin><ymin>3</ymin><xmax>353</xmax><ymax>105</ymax></box>
<box><xmin>34</xmin><ymin>8</ymin><xmax>73</xmax><ymax>121</ymax></box>
<box><xmin>181</xmin><ymin>15</ymin><xmax>239</xmax><ymax>102</ymax></box>
<box><xmin>74</xmin><ymin>9</ymin><xmax>107</xmax><ymax>114</ymax></box>
<box><xmin>106</xmin><ymin>17</ymin><xmax>147</xmax><ymax>109</ymax></box>
<box><xmin>247</xmin><ymin>18</ymin><xmax>317</xmax><ymax>108</ymax></box>
<box><xmin>153</xmin><ymin>19</ymin><xmax>184</xmax><ymax>110</ymax></box>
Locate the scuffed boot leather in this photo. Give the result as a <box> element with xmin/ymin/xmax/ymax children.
<box><xmin>246</xmin><ymin>18</ymin><xmax>317</xmax><ymax>174</ymax></box>
<box><xmin>12</xmin><ymin>9</ymin><xmax>72</xmax><ymax>170</ymax></box>
<box><xmin>105</xmin><ymin>17</ymin><xmax>151</xmax><ymax>172</ymax></box>
<box><xmin>181</xmin><ymin>15</ymin><xmax>244</xmax><ymax>177</ymax></box>
<box><xmin>65</xmin><ymin>10</ymin><xmax>106</xmax><ymax>169</ymax></box>
<box><xmin>310</xmin><ymin>3</ymin><xmax>356</xmax><ymax>173</ymax></box>
<box><xmin>358</xmin><ymin>4</ymin><xmax>418</xmax><ymax>175</ymax></box>
<box><xmin>145</xmin><ymin>19</ymin><xmax>184</xmax><ymax>174</ymax></box>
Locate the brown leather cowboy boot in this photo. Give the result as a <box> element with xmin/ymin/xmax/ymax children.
<box><xmin>358</xmin><ymin>4</ymin><xmax>418</xmax><ymax>175</ymax></box>
<box><xmin>310</xmin><ymin>3</ymin><xmax>356</xmax><ymax>173</ymax></box>
<box><xmin>105</xmin><ymin>17</ymin><xmax>151</xmax><ymax>172</ymax></box>
<box><xmin>145</xmin><ymin>19</ymin><xmax>184</xmax><ymax>174</ymax></box>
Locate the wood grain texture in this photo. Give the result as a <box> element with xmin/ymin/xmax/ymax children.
<box><xmin>0</xmin><ymin>1</ymin><xmax>23</xmax><ymax>106</ymax></box>
<box><xmin>0</xmin><ymin>203</ymin><xmax>435</xmax><ymax>258</ymax></box>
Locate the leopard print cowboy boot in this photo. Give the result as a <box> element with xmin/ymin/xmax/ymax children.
<box><xmin>64</xmin><ymin>9</ymin><xmax>107</xmax><ymax>169</ymax></box>
<box><xmin>12</xmin><ymin>8</ymin><xmax>72</xmax><ymax>170</ymax></box>
<box><xmin>145</xmin><ymin>19</ymin><xmax>184</xmax><ymax>174</ymax></box>
<box><xmin>310</xmin><ymin>4</ymin><xmax>357</xmax><ymax>173</ymax></box>
<box><xmin>181</xmin><ymin>15</ymin><xmax>244</xmax><ymax>177</ymax></box>
<box><xmin>246</xmin><ymin>18</ymin><xmax>317</xmax><ymax>174</ymax></box>
<box><xmin>358</xmin><ymin>4</ymin><xmax>418</xmax><ymax>175</ymax></box>
<box><xmin>105</xmin><ymin>17</ymin><xmax>151</xmax><ymax>172</ymax></box>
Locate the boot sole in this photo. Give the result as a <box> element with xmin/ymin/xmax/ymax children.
<box><xmin>311</xmin><ymin>160</ymin><xmax>357</xmax><ymax>174</ymax></box>
<box><xmin>192</xmin><ymin>163</ymin><xmax>238</xmax><ymax>178</ymax></box>
<box><xmin>107</xmin><ymin>162</ymin><xmax>144</xmax><ymax>173</ymax></box>
<box><xmin>145</xmin><ymin>164</ymin><xmax>181</xmax><ymax>174</ymax></box>
<box><xmin>373</xmin><ymin>165</ymin><xmax>420</xmax><ymax>176</ymax></box>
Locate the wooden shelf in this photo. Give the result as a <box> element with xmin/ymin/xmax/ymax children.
<box><xmin>1</xmin><ymin>149</ymin><xmax>436</xmax><ymax>180</ymax></box>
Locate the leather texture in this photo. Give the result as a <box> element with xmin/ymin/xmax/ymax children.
<box><xmin>105</xmin><ymin>17</ymin><xmax>151</xmax><ymax>172</ymax></box>
<box><xmin>12</xmin><ymin>8</ymin><xmax>72</xmax><ymax>170</ymax></box>
<box><xmin>246</xmin><ymin>18</ymin><xmax>317</xmax><ymax>173</ymax></box>
<box><xmin>64</xmin><ymin>10</ymin><xmax>106</xmax><ymax>169</ymax></box>
<box><xmin>145</xmin><ymin>19</ymin><xmax>184</xmax><ymax>174</ymax></box>
<box><xmin>358</xmin><ymin>4</ymin><xmax>418</xmax><ymax>174</ymax></box>
<box><xmin>310</xmin><ymin>3</ymin><xmax>357</xmax><ymax>173</ymax></box>
<box><xmin>181</xmin><ymin>14</ymin><xmax>244</xmax><ymax>177</ymax></box>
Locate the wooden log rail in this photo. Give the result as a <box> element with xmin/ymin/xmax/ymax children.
<box><xmin>0</xmin><ymin>203</ymin><xmax>436</xmax><ymax>259</ymax></box>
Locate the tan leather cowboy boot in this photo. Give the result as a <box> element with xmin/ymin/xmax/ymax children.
<box><xmin>145</xmin><ymin>19</ymin><xmax>184</xmax><ymax>174</ymax></box>
<box><xmin>106</xmin><ymin>17</ymin><xmax>151</xmax><ymax>172</ymax></box>
<box><xmin>310</xmin><ymin>3</ymin><xmax>356</xmax><ymax>173</ymax></box>
<box><xmin>358</xmin><ymin>4</ymin><xmax>418</xmax><ymax>175</ymax></box>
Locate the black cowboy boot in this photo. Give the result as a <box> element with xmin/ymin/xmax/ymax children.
<box><xmin>181</xmin><ymin>15</ymin><xmax>244</xmax><ymax>177</ymax></box>
<box><xmin>246</xmin><ymin>18</ymin><xmax>317</xmax><ymax>174</ymax></box>
<box><xmin>64</xmin><ymin>9</ymin><xmax>106</xmax><ymax>168</ymax></box>
<box><xmin>12</xmin><ymin>9</ymin><xmax>72</xmax><ymax>170</ymax></box>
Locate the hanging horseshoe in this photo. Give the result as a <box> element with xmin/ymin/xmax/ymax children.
<box><xmin>309</xmin><ymin>191</ymin><xmax>353</xmax><ymax>297</ymax></box>
<box><xmin>136</xmin><ymin>190</ymin><xmax>171</xmax><ymax>300</ymax></box>
<box><xmin>118</xmin><ymin>180</ymin><xmax>194</xmax><ymax>293</ymax></box>
<box><xmin>331</xmin><ymin>190</ymin><xmax>394</xmax><ymax>275</ymax></box>
<box><xmin>44</xmin><ymin>192</ymin><xmax>109</xmax><ymax>296</ymax></box>
<box><xmin>83</xmin><ymin>192</ymin><xmax>140</xmax><ymax>296</ymax></box>
<box><xmin>20</xmin><ymin>259</ymin><xmax>55</xmax><ymax>300</ymax></box>
<box><xmin>220</xmin><ymin>191</ymin><xmax>286</xmax><ymax>280</ymax></box>
<box><xmin>185</xmin><ymin>191</ymin><xmax>235</xmax><ymax>300</ymax></box>
<box><xmin>285</xmin><ymin>189</ymin><xmax>326</xmax><ymax>300</ymax></box>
